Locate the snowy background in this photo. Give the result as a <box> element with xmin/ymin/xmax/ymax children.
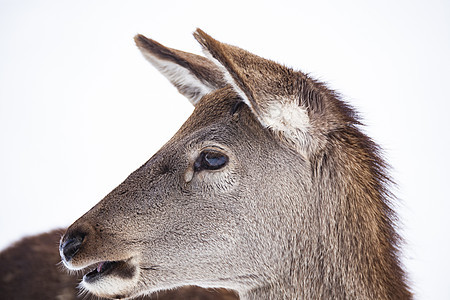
<box><xmin>1</xmin><ymin>1</ymin><xmax>449</xmax><ymax>299</ymax></box>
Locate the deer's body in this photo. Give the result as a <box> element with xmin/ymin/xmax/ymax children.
<box><xmin>59</xmin><ymin>30</ymin><xmax>411</xmax><ymax>299</ymax></box>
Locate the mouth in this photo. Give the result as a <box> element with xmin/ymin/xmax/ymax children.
<box><xmin>83</xmin><ymin>259</ymin><xmax>137</xmax><ymax>284</ymax></box>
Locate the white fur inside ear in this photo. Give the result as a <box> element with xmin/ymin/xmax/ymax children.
<box><xmin>141</xmin><ymin>52</ymin><xmax>214</xmax><ymax>105</ymax></box>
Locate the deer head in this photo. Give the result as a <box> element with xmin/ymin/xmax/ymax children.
<box><xmin>59</xmin><ymin>29</ymin><xmax>410</xmax><ymax>299</ymax></box>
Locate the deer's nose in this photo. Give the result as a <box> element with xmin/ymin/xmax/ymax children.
<box><xmin>60</xmin><ymin>232</ymin><xmax>85</xmax><ymax>262</ymax></box>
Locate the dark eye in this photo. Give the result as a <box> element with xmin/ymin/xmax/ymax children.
<box><xmin>194</xmin><ymin>150</ymin><xmax>229</xmax><ymax>171</ymax></box>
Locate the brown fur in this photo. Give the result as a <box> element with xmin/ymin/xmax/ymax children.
<box><xmin>58</xmin><ymin>29</ymin><xmax>411</xmax><ymax>299</ymax></box>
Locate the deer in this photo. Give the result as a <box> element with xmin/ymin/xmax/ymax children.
<box><xmin>58</xmin><ymin>29</ymin><xmax>411</xmax><ymax>299</ymax></box>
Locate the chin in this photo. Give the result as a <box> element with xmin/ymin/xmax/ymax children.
<box><xmin>77</xmin><ymin>258</ymin><xmax>144</xmax><ymax>299</ymax></box>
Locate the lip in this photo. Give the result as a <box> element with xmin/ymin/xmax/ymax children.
<box><xmin>83</xmin><ymin>259</ymin><xmax>137</xmax><ymax>283</ymax></box>
<box><xmin>84</xmin><ymin>260</ymin><xmax>117</xmax><ymax>282</ymax></box>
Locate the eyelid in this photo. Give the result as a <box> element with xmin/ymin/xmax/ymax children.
<box><xmin>200</xmin><ymin>145</ymin><xmax>226</xmax><ymax>152</ymax></box>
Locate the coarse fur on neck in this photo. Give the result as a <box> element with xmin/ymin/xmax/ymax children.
<box><xmin>231</xmin><ymin>83</ymin><xmax>411</xmax><ymax>299</ymax></box>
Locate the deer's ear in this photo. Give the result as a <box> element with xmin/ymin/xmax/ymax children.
<box><xmin>135</xmin><ymin>34</ymin><xmax>226</xmax><ymax>106</ymax></box>
<box><xmin>194</xmin><ymin>29</ymin><xmax>316</xmax><ymax>153</ymax></box>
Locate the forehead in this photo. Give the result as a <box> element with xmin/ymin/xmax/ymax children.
<box><xmin>179</xmin><ymin>87</ymin><xmax>241</xmax><ymax>133</ymax></box>
<box><xmin>173</xmin><ymin>87</ymin><xmax>245</xmax><ymax>141</ymax></box>
<box><xmin>179</xmin><ymin>89</ymin><xmax>243</xmax><ymax>148</ymax></box>
<box><xmin>169</xmin><ymin>86</ymin><xmax>286</xmax><ymax>155</ymax></box>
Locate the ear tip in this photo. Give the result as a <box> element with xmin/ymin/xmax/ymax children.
<box><xmin>134</xmin><ymin>33</ymin><xmax>159</xmax><ymax>49</ymax></box>
<box><xmin>193</xmin><ymin>28</ymin><xmax>205</xmax><ymax>43</ymax></box>
<box><xmin>134</xmin><ymin>34</ymin><xmax>147</xmax><ymax>47</ymax></box>
<box><xmin>134</xmin><ymin>34</ymin><xmax>167</xmax><ymax>55</ymax></box>
<box><xmin>193</xmin><ymin>28</ymin><xmax>205</xmax><ymax>37</ymax></box>
<box><xmin>193</xmin><ymin>28</ymin><xmax>216</xmax><ymax>49</ymax></box>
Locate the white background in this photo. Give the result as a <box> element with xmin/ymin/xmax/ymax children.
<box><xmin>1</xmin><ymin>1</ymin><xmax>449</xmax><ymax>299</ymax></box>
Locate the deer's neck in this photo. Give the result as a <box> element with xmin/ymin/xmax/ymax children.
<box><xmin>240</xmin><ymin>127</ymin><xmax>411</xmax><ymax>300</ymax></box>
<box><xmin>293</xmin><ymin>127</ymin><xmax>411</xmax><ymax>299</ymax></box>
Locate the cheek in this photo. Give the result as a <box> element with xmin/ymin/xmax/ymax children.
<box><xmin>189</xmin><ymin>169</ymin><xmax>239</xmax><ymax>194</ymax></box>
<box><xmin>149</xmin><ymin>205</ymin><xmax>239</xmax><ymax>263</ymax></box>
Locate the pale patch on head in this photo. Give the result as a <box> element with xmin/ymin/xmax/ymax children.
<box><xmin>141</xmin><ymin>52</ymin><xmax>215</xmax><ymax>105</ymax></box>
<box><xmin>260</xmin><ymin>100</ymin><xmax>310</xmax><ymax>132</ymax></box>
<box><xmin>261</xmin><ymin>100</ymin><xmax>314</xmax><ymax>156</ymax></box>
<box><xmin>184</xmin><ymin>168</ymin><xmax>194</xmax><ymax>183</ymax></box>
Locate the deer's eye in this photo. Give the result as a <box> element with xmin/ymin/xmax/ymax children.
<box><xmin>194</xmin><ymin>150</ymin><xmax>228</xmax><ymax>171</ymax></box>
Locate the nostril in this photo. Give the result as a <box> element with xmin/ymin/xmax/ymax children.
<box><xmin>61</xmin><ymin>235</ymin><xmax>84</xmax><ymax>262</ymax></box>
